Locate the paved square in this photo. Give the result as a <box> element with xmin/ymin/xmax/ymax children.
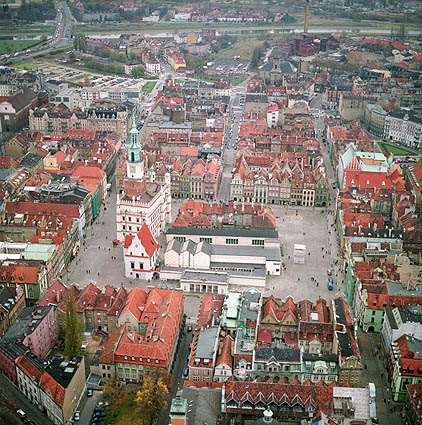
<box><xmin>266</xmin><ymin>204</ymin><xmax>345</xmax><ymax>302</ymax></box>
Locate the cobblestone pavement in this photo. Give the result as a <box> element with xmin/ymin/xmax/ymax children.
<box><xmin>262</xmin><ymin>204</ymin><xmax>345</xmax><ymax>302</ymax></box>
<box><xmin>358</xmin><ymin>332</ymin><xmax>404</xmax><ymax>425</ymax></box>
<box><xmin>66</xmin><ymin>193</ymin><xmax>201</xmax><ymax>319</ymax></box>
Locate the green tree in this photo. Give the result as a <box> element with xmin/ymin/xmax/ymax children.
<box><xmin>104</xmin><ymin>378</ymin><xmax>128</xmax><ymax>409</ymax></box>
<box><xmin>131</xmin><ymin>66</ymin><xmax>145</xmax><ymax>78</ymax></box>
<box><xmin>134</xmin><ymin>375</ymin><xmax>168</xmax><ymax>425</ymax></box>
<box><xmin>64</xmin><ymin>293</ymin><xmax>82</xmax><ymax>358</ymax></box>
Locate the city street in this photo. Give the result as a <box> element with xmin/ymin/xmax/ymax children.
<box><xmin>0</xmin><ymin>373</ymin><xmax>53</xmax><ymax>425</ymax></box>
<box><xmin>217</xmin><ymin>86</ymin><xmax>245</xmax><ymax>201</ymax></box>
<box><xmin>358</xmin><ymin>332</ymin><xmax>404</xmax><ymax>425</ymax></box>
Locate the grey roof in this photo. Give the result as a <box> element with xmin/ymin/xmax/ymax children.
<box><xmin>181</xmin><ymin>269</ymin><xmax>229</xmax><ymax>284</ymax></box>
<box><xmin>255</xmin><ymin>347</ymin><xmax>301</xmax><ymax>362</ymax></box>
<box><xmin>182</xmin><ymin>387</ymin><xmax>221</xmax><ymax>425</ymax></box>
<box><xmin>302</xmin><ymin>352</ymin><xmax>339</xmax><ymax>363</ymax></box>
<box><xmin>239</xmin><ymin>290</ymin><xmax>261</xmax><ymax>323</ymax></box>
<box><xmin>389</xmin><ymin>108</ymin><xmax>421</xmax><ymax>125</ymax></box>
<box><xmin>167</xmin><ymin>226</ymin><xmax>278</xmax><ymax>239</ymax></box>
<box><xmin>385</xmin><ymin>307</ymin><xmax>398</xmax><ymax>330</ymax></box>
<box><xmin>336</xmin><ymin>331</ymin><xmax>354</xmax><ymax>358</ymax></box>
<box><xmin>400</xmin><ymin>305</ymin><xmax>422</xmax><ymax>323</ymax></box>
<box><xmin>0</xmin><ymin>168</ymin><xmax>15</xmax><ymax>182</ymax></box>
<box><xmin>19</xmin><ymin>152</ymin><xmax>43</xmax><ymax>169</ymax></box>
<box><xmin>2</xmin><ymin>305</ymin><xmax>53</xmax><ymax>342</ymax></box>
<box><xmin>196</xmin><ymin>241</ymin><xmax>212</xmax><ymax>256</ymax></box>
<box><xmin>196</xmin><ymin>326</ymin><xmax>219</xmax><ymax>360</ymax></box>
<box><xmin>212</xmin><ymin>245</ymin><xmax>281</xmax><ymax>262</ymax></box>
<box><xmin>182</xmin><ymin>240</ymin><xmax>196</xmax><ymax>255</ymax></box>
<box><xmin>0</xmin><ymin>286</ymin><xmax>18</xmax><ymax>313</ymax></box>
<box><xmin>46</xmin><ymin>355</ymin><xmax>83</xmax><ymax>388</ymax></box>
<box><xmin>168</xmin><ymin>239</ymin><xmax>182</xmax><ymax>254</ymax></box>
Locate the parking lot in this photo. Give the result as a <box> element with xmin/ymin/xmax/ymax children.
<box><xmin>207</xmin><ymin>58</ymin><xmax>249</xmax><ymax>78</ymax></box>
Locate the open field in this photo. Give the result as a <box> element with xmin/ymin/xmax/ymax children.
<box><xmin>142</xmin><ymin>80</ymin><xmax>157</xmax><ymax>93</ymax></box>
<box><xmin>377</xmin><ymin>141</ymin><xmax>419</xmax><ymax>156</ymax></box>
<box><xmin>0</xmin><ymin>24</ymin><xmax>54</xmax><ymax>36</ymax></box>
<box><xmin>0</xmin><ymin>40</ymin><xmax>40</xmax><ymax>55</ymax></box>
<box><xmin>214</xmin><ymin>35</ymin><xmax>263</xmax><ymax>61</ymax></box>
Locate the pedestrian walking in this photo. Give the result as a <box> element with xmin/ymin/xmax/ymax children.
<box><xmin>316</xmin><ymin>282</ymin><xmax>319</xmax><ymax>287</ymax></box>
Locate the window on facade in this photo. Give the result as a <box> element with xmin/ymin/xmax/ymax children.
<box><xmin>175</xmin><ymin>236</ymin><xmax>186</xmax><ymax>242</ymax></box>
<box><xmin>139</xmin><ymin>263</ymin><xmax>144</xmax><ymax>270</ymax></box>
<box><xmin>131</xmin><ymin>262</ymin><xmax>135</xmax><ymax>269</ymax></box>
<box><xmin>199</xmin><ymin>237</ymin><xmax>212</xmax><ymax>243</ymax></box>
<box><xmin>252</xmin><ymin>239</ymin><xmax>264</xmax><ymax>246</ymax></box>
<box><xmin>226</xmin><ymin>238</ymin><xmax>238</xmax><ymax>245</ymax></box>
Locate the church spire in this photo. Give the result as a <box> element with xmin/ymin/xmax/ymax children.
<box><xmin>128</xmin><ymin>114</ymin><xmax>141</xmax><ymax>163</ymax></box>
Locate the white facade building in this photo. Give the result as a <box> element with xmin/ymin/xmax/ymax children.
<box><xmin>381</xmin><ymin>305</ymin><xmax>422</xmax><ymax>353</ymax></box>
<box><xmin>116</xmin><ymin>117</ymin><xmax>171</xmax><ymax>241</ymax></box>
<box><xmin>384</xmin><ymin>110</ymin><xmax>422</xmax><ymax>151</ymax></box>
<box><xmin>123</xmin><ymin>223</ymin><xmax>159</xmax><ymax>281</ymax></box>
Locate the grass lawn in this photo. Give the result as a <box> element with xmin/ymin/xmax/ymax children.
<box><xmin>14</xmin><ymin>62</ymin><xmax>37</xmax><ymax>70</ymax></box>
<box><xmin>104</xmin><ymin>398</ymin><xmax>139</xmax><ymax>425</ymax></box>
<box><xmin>214</xmin><ymin>36</ymin><xmax>263</xmax><ymax>61</ymax></box>
<box><xmin>377</xmin><ymin>141</ymin><xmax>419</xmax><ymax>156</ymax></box>
<box><xmin>0</xmin><ymin>24</ymin><xmax>54</xmax><ymax>35</ymax></box>
<box><xmin>0</xmin><ymin>40</ymin><xmax>40</xmax><ymax>55</ymax></box>
<box><xmin>142</xmin><ymin>80</ymin><xmax>157</xmax><ymax>93</ymax></box>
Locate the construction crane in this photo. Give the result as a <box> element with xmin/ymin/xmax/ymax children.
<box><xmin>304</xmin><ymin>0</ymin><xmax>310</xmax><ymax>34</ymax></box>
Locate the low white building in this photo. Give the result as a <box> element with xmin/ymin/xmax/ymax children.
<box><xmin>267</xmin><ymin>103</ymin><xmax>279</xmax><ymax>128</ymax></box>
<box><xmin>164</xmin><ymin>239</ymin><xmax>281</xmax><ymax>276</ymax></box>
<box><xmin>123</xmin><ymin>223</ymin><xmax>159</xmax><ymax>281</ymax></box>
<box><xmin>145</xmin><ymin>58</ymin><xmax>161</xmax><ymax>75</ymax></box>
<box><xmin>166</xmin><ymin>226</ymin><xmax>280</xmax><ymax>249</ymax></box>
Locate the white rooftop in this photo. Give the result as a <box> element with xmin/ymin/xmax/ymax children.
<box><xmin>333</xmin><ymin>386</ymin><xmax>372</xmax><ymax>420</ymax></box>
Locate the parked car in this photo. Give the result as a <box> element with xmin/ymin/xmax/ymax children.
<box><xmin>74</xmin><ymin>411</ymin><xmax>80</xmax><ymax>421</ymax></box>
<box><xmin>183</xmin><ymin>367</ymin><xmax>189</xmax><ymax>378</ymax></box>
<box><xmin>87</xmin><ymin>388</ymin><xmax>94</xmax><ymax>397</ymax></box>
<box><xmin>16</xmin><ymin>410</ymin><xmax>26</xmax><ymax>418</ymax></box>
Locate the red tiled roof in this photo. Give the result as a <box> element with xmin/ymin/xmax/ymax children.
<box><xmin>5</xmin><ymin>201</ymin><xmax>79</xmax><ymax>218</ymax></box>
<box><xmin>122</xmin><ymin>287</ymin><xmax>148</xmax><ymax>321</ymax></box>
<box><xmin>216</xmin><ymin>335</ymin><xmax>233</xmax><ymax>367</ymax></box>
<box><xmin>39</xmin><ymin>371</ymin><xmax>65</xmax><ymax>407</ymax></box>
<box><xmin>137</xmin><ymin>223</ymin><xmax>159</xmax><ymax>257</ymax></box>
<box><xmin>114</xmin><ymin>288</ymin><xmax>184</xmax><ymax>370</ymax></box>
<box><xmin>99</xmin><ymin>327</ymin><xmax>123</xmax><ymax>364</ymax></box>
<box><xmin>0</xmin><ymin>263</ymin><xmax>41</xmax><ymax>284</ymax></box>
<box><xmin>0</xmin><ymin>156</ymin><xmax>19</xmax><ymax>169</ymax></box>
<box><xmin>396</xmin><ymin>335</ymin><xmax>422</xmax><ymax>377</ymax></box>
<box><xmin>224</xmin><ymin>380</ymin><xmax>334</xmax><ymax>415</ymax></box>
<box><xmin>36</xmin><ymin>279</ymin><xmax>79</xmax><ymax>312</ymax></box>
<box><xmin>16</xmin><ymin>355</ymin><xmax>43</xmax><ymax>381</ymax></box>
<box><xmin>124</xmin><ymin>234</ymin><xmax>135</xmax><ymax>249</ymax></box>
<box><xmin>76</xmin><ymin>283</ymin><xmax>101</xmax><ymax>313</ymax></box>
<box><xmin>196</xmin><ymin>293</ymin><xmax>225</xmax><ymax>331</ymax></box>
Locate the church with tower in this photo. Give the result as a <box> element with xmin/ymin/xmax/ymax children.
<box><xmin>116</xmin><ymin>116</ymin><xmax>171</xmax><ymax>243</ymax></box>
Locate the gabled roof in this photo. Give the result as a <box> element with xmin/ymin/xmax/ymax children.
<box><xmin>121</xmin><ymin>288</ymin><xmax>148</xmax><ymax>321</ymax></box>
<box><xmin>138</xmin><ymin>223</ymin><xmax>159</xmax><ymax>257</ymax></box>
<box><xmin>216</xmin><ymin>335</ymin><xmax>233</xmax><ymax>368</ymax></box>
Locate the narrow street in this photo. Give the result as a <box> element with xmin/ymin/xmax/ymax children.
<box><xmin>358</xmin><ymin>332</ymin><xmax>404</xmax><ymax>425</ymax></box>
<box><xmin>0</xmin><ymin>373</ymin><xmax>53</xmax><ymax>425</ymax></box>
<box><xmin>217</xmin><ymin>85</ymin><xmax>245</xmax><ymax>201</ymax></box>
